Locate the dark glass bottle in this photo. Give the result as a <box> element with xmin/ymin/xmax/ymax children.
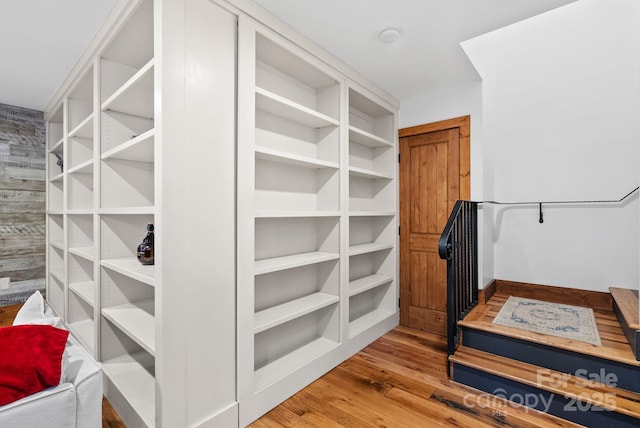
<box><xmin>136</xmin><ymin>223</ymin><xmax>154</xmax><ymax>265</ymax></box>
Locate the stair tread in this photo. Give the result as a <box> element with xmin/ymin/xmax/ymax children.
<box><xmin>451</xmin><ymin>346</ymin><xmax>640</xmax><ymax>418</ymax></box>
<box><xmin>610</xmin><ymin>287</ymin><xmax>640</xmax><ymax>330</ymax></box>
<box><xmin>459</xmin><ymin>317</ymin><xmax>639</xmax><ymax>367</ymax></box>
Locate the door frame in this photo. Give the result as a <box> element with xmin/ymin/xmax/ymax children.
<box><xmin>398</xmin><ymin>115</ymin><xmax>471</xmax><ymax>326</ymax></box>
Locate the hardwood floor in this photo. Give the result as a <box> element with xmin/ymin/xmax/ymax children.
<box><xmin>252</xmin><ymin>326</ymin><xmax>579</xmax><ymax>427</ymax></box>
<box><xmin>3</xmin><ymin>297</ymin><xmax>593</xmax><ymax>427</ymax></box>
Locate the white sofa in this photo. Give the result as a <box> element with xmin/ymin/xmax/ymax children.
<box><xmin>0</xmin><ymin>296</ymin><xmax>103</xmax><ymax>428</ymax></box>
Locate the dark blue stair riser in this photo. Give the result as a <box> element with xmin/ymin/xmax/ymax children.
<box><xmin>462</xmin><ymin>328</ymin><xmax>640</xmax><ymax>393</ymax></box>
<box><xmin>453</xmin><ymin>364</ymin><xmax>638</xmax><ymax>428</ymax></box>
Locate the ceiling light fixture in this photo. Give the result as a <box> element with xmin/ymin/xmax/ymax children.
<box><xmin>379</xmin><ymin>28</ymin><xmax>401</xmax><ymax>44</ymax></box>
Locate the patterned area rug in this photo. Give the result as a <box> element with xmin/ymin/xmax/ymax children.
<box><xmin>493</xmin><ymin>296</ymin><xmax>601</xmax><ymax>346</ymax></box>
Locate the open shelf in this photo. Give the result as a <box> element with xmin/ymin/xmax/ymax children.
<box><xmin>253</xmin><ymin>302</ymin><xmax>340</xmax><ymax>391</ymax></box>
<box><xmin>68</xmin><ymin>290</ymin><xmax>95</xmax><ymax>353</ymax></box>
<box><xmin>349</xmin><ymin>166</ymin><xmax>393</xmax><ymax>180</ymax></box>
<box><xmin>349</xmin><ymin>211</ymin><xmax>396</xmax><ymax>217</ymax></box>
<box><xmin>349</xmin><ymin>308</ymin><xmax>395</xmax><ymax>338</ymax></box>
<box><xmin>348</xmin><ymin>280</ymin><xmax>395</xmax><ymax>338</ymax></box>
<box><xmin>68</xmin><ymin>213</ymin><xmax>93</xmax><ymax>247</ymax></box>
<box><xmin>101</xmin><ymin>258</ymin><xmax>155</xmax><ymax>286</ymax></box>
<box><xmin>49</xmin><ymin>245</ymin><xmax>64</xmax><ymax>282</ymax></box>
<box><xmin>253</xmin><ymin>336</ymin><xmax>338</xmax><ymax>392</ymax></box>
<box><xmin>349</xmin><ymin>215</ymin><xmax>395</xmax><ymax>251</ymax></box>
<box><xmin>348</xmin><ymin>242</ymin><xmax>393</xmax><ymax>257</ymax></box>
<box><xmin>255</xmin><ymin>216</ymin><xmax>339</xmax><ymax>275</ymax></box>
<box><xmin>47</xmin><ymin>106</ymin><xmax>63</xmax><ymax>151</ymax></box>
<box><xmin>102</xmin><ymin>352</ymin><xmax>155</xmax><ymax>428</ymax></box>
<box><xmin>101</xmin><ymin>59</ymin><xmax>154</xmax><ymax>119</ymax></box>
<box><xmin>68</xmin><ymin>67</ymin><xmax>94</xmax><ymax>132</ymax></box>
<box><xmin>69</xmin><ymin>318</ymin><xmax>95</xmax><ymax>352</ymax></box>
<box><xmin>100</xmin><ymin>214</ymin><xmax>154</xmax><ymax>274</ymax></box>
<box><xmin>68</xmin><ymin>170</ymin><xmax>94</xmax><ymax>210</ymax></box>
<box><xmin>254</xmin><ymin>210</ymin><xmax>340</xmax><ymax>218</ymax></box>
<box><xmin>255</xmin><ymin>258</ymin><xmax>338</xmax><ymax>308</ymax></box>
<box><xmin>102</xmin><ymin>299</ymin><xmax>155</xmax><ymax>356</ymax></box>
<box><xmin>48</xmin><ymin>213</ymin><xmax>64</xmax><ymax>245</ymax></box>
<box><xmin>102</xmin><ymin>129</ymin><xmax>154</xmax><ymax>163</ymax></box>
<box><xmin>70</xmin><ymin>281</ymin><xmax>95</xmax><ymax>306</ymax></box>
<box><xmin>69</xmin><ymin>113</ymin><xmax>94</xmax><ymax>140</ymax></box>
<box><xmin>254</xmin><ymin>303</ymin><xmax>340</xmax><ymax>390</ymax></box>
<box><xmin>256</xmin><ymin>32</ymin><xmax>339</xmax><ymax>121</ymax></box>
<box><xmin>255</xmin><ymin>251</ymin><xmax>338</xmax><ymax>276</ymax></box>
<box><xmin>48</xmin><ymin>273</ymin><xmax>64</xmax><ymax>316</ymax></box>
<box><xmin>349</xmin><ymin>174</ymin><xmax>395</xmax><ymax>212</ymax></box>
<box><xmin>255</xmin><ymin>157</ymin><xmax>338</xmax><ymax>212</ymax></box>
<box><xmin>101</xmin><ymin>266</ymin><xmax>155</xmax><ymax>353</ymax></box>
<box><xmin>49</xmin><ymin>172</ymin><xmax>64</xmax><ymax>182</ymax></box>
<box><xmin>69</xmin><ymin>252</ymin><xmax>94</xmax><ymax>304</ymax></box>
<box><xmin>50</xmin><ymin>138</ymin><xmax>64</xmax><ymax>154</ymax></box>
<box><xmin>48</xmin><ymin>181</ymin><xmax>63</xmax><ymax>212</ymax></box>
<box><xmin>255</xmin><ymin>146</ymin><xmax>338</xmax><ymax>170</ymax></box>
<box><xmin>100</xmin><ymin>0</ymin><xmax>153</xmax><ymax>102</ymax></box>
<box><xmin>349</xmin><ymin>88</ymin><xmax>394</xmax><ymax>143</ymax></box>
<box><xmin>349</xmin><ymin>274</ymin><xmax>393</xmax><ymax>297</ymax></box>
<box><xmin>255</xmin><ymin>292</ymin><xmax>339</xmax><ymax>334</ymax></box>
<box><xmin>255</xmin><ymin>110</ymin><xmax>338</xmax><ymax>165</ymax></box>
<box><xmin>348</xmin><ymin>125</ymin><xmax>393</xmax><ymax>148</ymax></box>
<box><xmin>101</xmin><ymin>157</ymin><xmax>154</xmax><ymax>209</ymax></box>
<box><xmin>101</xmin><ymin>109</ymin><xmax>154</xmax><ymax>154</ymax></box>
<box><xmin>49</xmin><ymin>241</ymin><xmax>64</xmax><ymax>251</ymax></box>
<box><xmin>69</xmin><ymin>246</ymin><xmax>95</xmax><ymax>261</ymax></box>
<box><xmin>256</xmin><ymin>88</ymin><xmax>338</xmax><ymax>129</ymax></box>
<box><xmin>68</xmin><ymin>159</ymin><xmax>93</xmax><ymax>175</ymax></box>
<box><xmin>48</xmin><ymin>151</ymin><xmax>64</xmax><ymax>180</ymax></box>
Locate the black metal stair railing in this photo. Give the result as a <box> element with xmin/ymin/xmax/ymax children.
<box><xmin>438</xmin><ymin>200</ymin><xmax>479</xmax><ymax>371</ymax></box>
<box><xmin>436</xmin><ymin>187</ymin><xmax>638</xmax><ymax>377</ymax></box>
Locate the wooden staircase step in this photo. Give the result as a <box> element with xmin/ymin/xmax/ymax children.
<box><xmin>459</xmin><ymin>317</ymin><xmax>639</xmax><ymax>367</ymax></box>
<box><xmin>450</xmin><ymin>346</ymin><xmax>640</xmax><ymax>419</ymax></box>
<box><xmin>610</xmin><ymin>287</ymin><xmax>640</xmax><ymax>361</ymax></box>
<box><xmin>609</xmin><ymin>288</ymin><xmax>640</xmax><ymax>330</ymax></box>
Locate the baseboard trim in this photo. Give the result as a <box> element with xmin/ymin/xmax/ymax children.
<box><xmin>479</xmin><ymin>280</ymin><xmax>496</xmax><ymax>304</ymax></box>
<box><xmin>493</xmin><ymin>279</ymin><xmax>612</xmax><ymax>311</ymax></box>
<box><xmin>193</xmin><ymin>402</ymin><xmax>238</xmax><ymax>428</ymax></box>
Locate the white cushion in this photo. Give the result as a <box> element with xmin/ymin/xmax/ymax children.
<box><xmin>12</xmin><ymin>291</ymin><xmax>61</xmax><ymax>327</ymax></box>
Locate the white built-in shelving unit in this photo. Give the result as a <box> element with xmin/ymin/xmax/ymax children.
<box><xmin>243</xmin><ymin>29</ymin><xmax>344</xmax><ymax>399</ymax></box>
<box><xmin>97</xmin><ymin>3</ymin><xmax>156</xmax><ymax>422</ymax></box>
<box><xmin>44</xmin><ymin>1</ymin><xmax>158</xmax><ymax>425</ymax></box>
<box><xmin>46</xmin><ymin>0</ymin><xmax>238</xmax><ymax>426</ymax></box>
<box><xmin>347</xmin><ymin>88</ymin><xmax>397</xmax><ymax>338</ymax></box>
<box><xmin>46</xmin><ymin>0</ymin><xmax>397</xmax><ymax>426</ymax></box>
<box><xmin>46</xmin><ymin>112</ymin><xmax>65</xmax><ymax>314</ymax></box>
<box><xmin>237</xmin><ymin>19</ymin><xmax>398</xmax><ymax>424</ymax></box>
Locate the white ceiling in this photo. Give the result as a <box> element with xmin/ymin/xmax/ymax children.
<box><xmin>0</xmin><ymin>0</ymin><xmax>117</xmax><ymax>111</ymax></box>
<box><xmin>253</xmin><ymin>0</ymin><xmax>577</xmax><ymax>102</ymax></box>
<box><xmin>0</xmin><ymin>0</ymin><xmax>576</xmax><ymax>111</ymax></box>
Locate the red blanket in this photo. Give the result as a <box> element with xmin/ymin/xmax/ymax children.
<box><xmin>0</xmin><ymin>324</ymin><xmax>69</xmax><ymax>406</ymax></box>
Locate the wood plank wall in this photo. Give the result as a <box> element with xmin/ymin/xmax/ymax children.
<box><xmin>0</xmin><ymin>103</ymin><xmax>46</xmax><ymax>305</ymax></box>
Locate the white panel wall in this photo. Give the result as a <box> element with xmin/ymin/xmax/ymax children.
<box><xmin>463</xmin><ymin>0</ymin><xmax>640</xmax><ymax>292</ymax></box>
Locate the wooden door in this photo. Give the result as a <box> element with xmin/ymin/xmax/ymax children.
<box><xmin>399</xmin><ymin>117</ymin><xmax>469</xmax><ymax>335</ymax></box>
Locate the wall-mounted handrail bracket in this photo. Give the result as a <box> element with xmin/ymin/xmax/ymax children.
<box><xmin>539</xmin><ymin>202</ymin><xmax>543</xmax><ymax>224</ymax></box>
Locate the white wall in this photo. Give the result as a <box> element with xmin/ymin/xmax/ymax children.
<box><xmin>400</xmin><ymin>81</ymin><xmax>495</xmax><ymax>287</ymax></box>
<box><xmin>463</xmin><ymin>0</ymin><xmax>640</xmax><ymax>292</ymax></box>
